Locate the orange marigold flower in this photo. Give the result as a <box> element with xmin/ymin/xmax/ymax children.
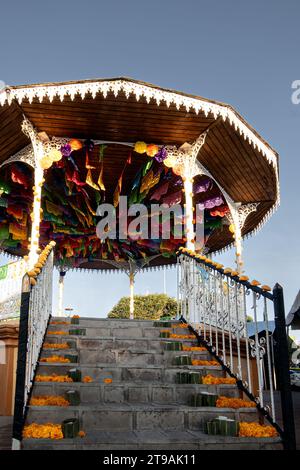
<box><xmin>170</xmin><ymin>334</ymin><xmax>196</xmax><ymax>339</ymax></box>
<box><xmin>192</xmin><ymin>359</ymin><xmax>219</xmax><ymax>366</ymax></box>
<box><xmin>23</xmin><ymin>423</ymin><xmax>63</xmax><ymax>440</ymax></box>
<box><xmin>50</xmin><ymin>321</ymin><xmax>70</xmax><ymax>325</ymax></box>
<box><xmin>83</xmin><ymin>376</ymin><xmax>94</xmax><ymax>383</ymax></box>
<box><xmin>72</xmin><ymin>315</ymin><xmax>80</xmax><ymax>318</ymax></box>
<box><xmin>239</xmin><ymin>422</ymin><xmax>278</xmax><ymax>438</ymax></box>
<box><xmin>202</xmin><ymin>374</ymin><xmax>236</xmax><ymax>385</ymax></box>
<box><xmin>48</xmin><ymin>331</ymin><xmax>69</xmax><ymax>335</ymax></box>
<box><xmin>35</xmin><ymin>374</ymin><xmax>73</xmax><ymax>383</ymax></box>
<box><xmin>40</xmin><ymin>355</ymin><xmax>70</xmax><ymax>363</ymax></box>
<box><xmin>171</xmin><ymin>324</ymin><xmax>189</xmax><ymax>329</ymax></box>
<box><xmin>216</xmin><ymin>396</ymin><xmax>256</xmax><ymax>409</ymax></box>
<box><xmin>78</xmin><ymin>430</ymin><xmax>86</xmax><ymax>438</ymax></box>
<box><xmin>30</xmin><ymin>396</ymin><xmax>70</xmax><ymax>407</ymax></box>
<box><xmin>43</xmin><ymin>343</ymin><xmax>69</xmax><ymax>349</ymax></box>
<box><xmin>103</xmin><ymin>378</ymin><xmax>113</xmax><ymax>384</ymax></box>
<box><xmin>182</xmin><ymin>346</ymin><xmax>206</xmax><ymax>352</ymax></box>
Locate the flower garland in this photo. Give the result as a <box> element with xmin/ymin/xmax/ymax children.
<box><xmin>202</xmin><ymin>375</ymin><xmax>236</xmax><ymax>385</ymax></box>
<box><xmin>216</xmin><ymin>396</ymin><xmax>256</xmax><ymax>409</ymax></box>
<box><xmin>192</xmin><ymin>359</ymin><xmax>219</xmax><ymax>366</ymax></box>
<box><xmin>239</xmin><ymin>422</ymin><xmax>278</xmax><ymax>438</ymax></box>
<box><xmin>50</xmin><ymin>321</ymin><xmax>70</xmax><ymax>325</ymax></box>
<box><xmin>40</xmin><ymin>355</ymin><xmax>70</xmax><ymax>363</ymax></box>
<box><xmin>83</xmin><ymin>376</ymin><xmax>93</xmax><ymax>383</ymax></box>
<box><xmin>35</xmin><ymin>374</ymin><xmax>73</xmax><ymax>383</ymax></box>
<box><xmin>43</xmin><ymin>343</ymin><xmax>69</xmax><ymax>349</ymax></box>
<box><xmin>171</xmin><ymin>324</ymin><xmax>189</xmax><ymax>329</ymax></box>
<box><xmin>170</xmin><ymin>334</ymin><xmax>196</xmax><ymax>339</ymax></box>
<box><xmin>30</xmin><ymin>396</ymin><xmax>70</xmax><ymax>407</ymax></box>
<box><xmin>182</xmin><ymin>346</ymin><xmax>206</xmax><ymax>352</ymax></box>
<box><xmin>48</xmin><ymin>331</ymin><xmax>69</xmax><ymax>335</ymax></box>
<box><xmin>23</xmin><ymin>423</ymin><xmax>64</xmax><ymax>440</ymax></box>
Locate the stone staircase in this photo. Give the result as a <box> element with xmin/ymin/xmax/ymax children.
<box><xmin>22</xmin><ymin>318</ymin><xmax>282</xmax><ymax>450</ymax></box>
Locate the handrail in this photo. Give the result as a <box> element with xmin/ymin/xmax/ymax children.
<box><xmin>177</xmin><ymin>247</ymin><xmax>296</xmax><ymax>450</ymax></box>
<box><xmin>12</xmin><ymin>241</ymin><xmax>55</xmax><ymax>450</ymax></box>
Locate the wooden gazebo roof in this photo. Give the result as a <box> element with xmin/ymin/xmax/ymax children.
<box><xmin>0</xmin><ymin>78</ymin><xmax>279</xmax><ymax>269</ymax></box>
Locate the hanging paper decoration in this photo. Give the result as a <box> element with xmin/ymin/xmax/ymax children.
<box><xmin>113</xmin><ymin>153</ymin><xmax>132</xmax><ymax>208</ymax></box>
<box><xmin>9</xmin><ymin>222</ymin><xmax>27</xmax><ymax>240</ymax></box>
<box><xmin>84</xmin><ymin>139</ymin><xmax>96</xmax><ymax>169</ymax></box>
<box><xmin>11</xmin><ymin>166</ymin><xmax>30</xmax><ymax>188</ymax></box>
<box><xmin>150</xmin><ymin>181</ymin><xmax>169</xmax><ymax>201</ymax></box>
<box><xmin>0</xmin><ymin>180</ymin><xmax>11</xmax><ymax>195</ymax></box>
<box><xmin>61</xmin><ymin>144</ymin><xmax>72</xmax><ymax>157</ymax></box>
<box><xmin>194</xmin><ymin>179</ymin><xmax>212</xmax><ymax>194</ymax></box>
<box><xmin>163</xmin><ymin>190</ymin><xmax>182</xmax><ymax>206</ymax></box>
<box><xmin>197</xmin><ymin>196</ymin><xmax>224</xmax><ymax>210</ymax></box>
<box><xmin>97</xmin><ymin>145</ymin><xmax>106</xmax><ymax>191</ymax></box>
<box><xmin>45</xmin><ymin>200</ymin><xmax>64</xmax><ymax>216</ymax></box>
<box><xmin>86</xmin><ymin>169</ymin><xmax>100</xmax><ymax>191</ymax></box>
<box><xmin>140</xmin><ymin>170</ymin><xmax>160</xmax><ymax>194</ymax></box>
<box><xmin>0</xmin><ymin>224</ymin><xmax>9</xmax><ymax>239</ymax></box>
<box><xmin>134</xmin><ymin>141</ymin><xmax>147</xmax><ymax>154</ymax></box>
<box><xmin>7</xmin><ymin>205</ymin><xmax>23</xmax><ymax>219</ymax></box>
<box><xmin>210</xmin><ymin>205</ymin><xmax>229</xmax><ymax>217</ymax></box>
<box><xmin>154</xmin><ymin>147</ymin><xmax>168</xmax><ymax>163</ymax></box>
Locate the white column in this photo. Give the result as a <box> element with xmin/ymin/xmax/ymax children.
<box><xmin>58</xmin><ymin>271</ymin><xmax>66</xmax><ymax>317</ymax></box>
<box><xmin>28</xmin><ymin>166</ymin><xmax>44</xmax><ymax>268</ymax></box>
<box><xmin>183</xmin><ymin>175</ymin><xmax>195</xmax><ymax>251</ymax></box>
<box><xmin>129</xmin><ymin>272</ymin><xmax>135</xmax><ymax>320</ymax></box>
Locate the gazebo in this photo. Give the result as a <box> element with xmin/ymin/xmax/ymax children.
<box><xmin>0</xmin><ymin>78</ymin><xmax>279</xmax><ymax>316</ymax></box>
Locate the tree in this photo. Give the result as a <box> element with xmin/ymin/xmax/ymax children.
<box><xmin>107</xmin><ymin>294</ymin><xmax>178</xmax><ymax>320</ymax></box>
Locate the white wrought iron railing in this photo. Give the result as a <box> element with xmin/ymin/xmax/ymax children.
<box><xmin>177</xmin><ymin>247</ymin><xmax>296</xmax><ymax>450</ymax></box>
<box><xmin>12</xmin><ymin>242</ymin><xmax>55</xmax><ymax>449</ymax></box>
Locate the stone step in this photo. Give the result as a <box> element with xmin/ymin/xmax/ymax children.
<box><xmin>36</xmin><ymin>363</ymin><xmax>225</xmax><ymax>382</ymax></box>
<box><xmin>26</xmin><ymin>403</ymin><xmax>260</xmax><ymax>432</ymax></box>
<box><xmin>51</xmin><ymin>317</ymin><xmax>165</xmax><ymax>328</ymax></box>
<box><xmin>47</xmin><ymin>324</ymin><xmax>191</xmax><ymax>339</ymax></box>
<box><xmin>32</xmin><ymin>381</ymin><xmax>240</xmax><ymax>404</ymax></box>
<box><xmin>45</xmin><ymin>336</ymin><xmax>199</xmax><ymax>352</ymax></box>
<box><xmin>22</xmin><ymin>429</ymin><xmax>282</xmax><ymax>450</ymax></box>
<box><xmin>41</xmin><ymin>347</ymin><xmax>212</xmax><ymax>365</ymax></box>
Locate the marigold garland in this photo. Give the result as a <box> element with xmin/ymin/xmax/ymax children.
<box><xmin>83</xmin><ymin>376</ymin><xmax>94</xmax><ymax>383</ymax></box>
<box><xmin>182</xmin><ymin>346</ymin><xmax>206</xmax><ymax>352</ymax></box>
<box><xmin>23</xmin><ymin>423</ymin><xmax>63</xmax><ymax>440</ymax></box>
<box><xmin>35</xmin><ymin>374</ymin><xmax>73</xmax><ymax>383</ymax></box>
<box><xmin>30</xmin><ymin>396</ymin><xmax>70</xmax><ymax>407</ymax></box>
<box><xmin>216</xmin><ymin>396</ymin><xmax>256</xmax><ymax>409</ymax></box>
<box><xmin>192</xmin><ymin>359</ymin><xmax>219</xmax><ymax>366</ymax></box>
<box><xmin>72</xmin><ymin>315</ymin><xmax>80</xmax><ymax>319</ymax></box>
<box><xmin>48</xmin><ymin>331</ymin><xmax>69</xmax><ymax>335</ymax></box>
<box><xmin>202</xmin><ymin>374</ymin><xmax>236</xmax><ymax>385</ymax></box>
<box><xmin>172</xmin><ymin>324</ymin><xmax>189</xmax><ymax>329</ymax></box>
<box><xmin>50</xmin><ymin>321</ymin><xmax>70</xmax><ymax>325</ymax></box>
<box><xmin>43</xmin><ymin>343</ymin><xmax>69</xmax><ymax>349</ymax></box>
<box><xmin>40</xmin><ymin>355</ymin><xmax>70</xmax><ymax>363</ymax></box>
<box><xmin>170</xmin><ymin>334</ymin><xmax>196</xmax><ymax>339</ymax></box>
<box><xmin>239</xmin><ymin>422</ymin><xmax>278</xmax><ymax>438</ymax></box>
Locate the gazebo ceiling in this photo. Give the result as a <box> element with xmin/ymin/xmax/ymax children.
<box><xmin>0</xmin><ymin>78</ymin><xmax>279</xmax><ymax>269</ymax></box>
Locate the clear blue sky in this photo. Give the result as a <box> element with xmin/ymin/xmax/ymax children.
<box><xmin>0</xmin><ymin>0</ymin><xmax>299</xmax><ymax>320</ymax></box>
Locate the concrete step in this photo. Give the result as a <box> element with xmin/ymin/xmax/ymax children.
<box><xmin>22</xmin><ymin>429</ymin><xmax>282</xmax><ymax>450</ymax></box>
<box><xmin>51</xmin><ymin>317</ymin><xmax>166</xmax><ymax>328</ymax></box>
<box><xmin>32</xmin><ymin>381</ymin><xmax>240</xmax><ymax>405</ymax></box>
<box><xmin>45</xmin><ymin>336</ymin><xmax>199</xmax><ymax>352</ymax></box>
<box><xmin>36</xmin><ymin>363</ymin><xmax>225</xmax><ymax>382</ymax></box>
<box><xmin>47</xmin><ymin>324</ymin><xmax>192</xmax><ymax>339</ymax></box>
<box><xmin>41</xmin><ymin>347</ymin><xmax>212</xmax><ymax>365</ymax></box>
<box><xmin>26</xmin><ymin>403</ymin><xmax>260</xmax><ymax>432</ymax></box>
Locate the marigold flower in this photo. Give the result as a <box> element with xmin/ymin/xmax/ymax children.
<box><xmin>103</xmin><ymin>378</ymin><xmax>113</xmax><ymax>384</ymax></box>
<box><xmin>30</xmin><ymin>396</ymin><xmax>70</xmax><ymax>407</ymax></box>
<box><xmin>23</xmin><ymin>423</ymin><xmax>64</xmax><ymax>440</ymax></box>
<box><xmin>192</xmin><ymin>359</ymin><xmax>219</xmax><ymax>366</ymax></box>
<box><xmin>50</xmin><ymin>321</ymin><xmax>70</xmax><ymax>325</ymax></box>
<box><xmin>202</xmin><ymin>374</ymin><xmax>236</xmax><ymax>385</ymax></box>
<box><xmin>72</xmin><ymin>315</ymin><xmax>80</xmax><ymax>318</ymax></box>
<box><xmin>182</xmin><ymin>346</ymin><xmax>206</xmax><ymax>351</ymax></box>
<box><xmin>35</xmin><ymin>374</ymin><xmax>73</xmax><ymax>383</ymax></box>
<box><xmin>40</xmin><ymin>355</ymin><xmax>70</xmax><ymax>363</ymax></box>
<box><xmin>239</xmin><ymin>422</ymin><xmax>278</xmax><ymax>438</ymax></box>
<box><xmin>48</xmin><ymin>331</ymin><xmax>69</xmax><ymax>335</ymax></box>
<box><xmin>43</xmin><ymin>343</ymin><xmax>69</xmax><ymax>349</ymax></box>
<box><xmin>171</xmin><ymin>324</ymin><xmax>189</xmax><ymax>329</ymax></box>
<box><xmin>216</xmin><ymin>396</ymin><xmax>256</xmax><ymax>409</ymax></box>
<box><xmin>78</xmin><ymin>430</ymin><xmax>86</xmax><ymax>438</ymax></box>
<box><xmin>170</xmin><ymin>334</ymin><xmax>196</xmax><ymax>339</ymax></box>
<box><xmin>83</xmin><ymin>376</ymin><xmax>94</xmax><ymax>383</ymax></box>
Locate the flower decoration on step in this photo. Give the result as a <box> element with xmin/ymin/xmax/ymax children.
<box><xmin>238</xmin><ymin>422</ymin><xmax>278</xmax><ymax>438</ymax></box>
<box><xmin>216</xmin><ymin>396</ymin><xmax>256</xmax><ymax>409</ymax></box>
<box><xmin>192</xmin><ymin>359</ymin><xmax>219</xmax><ymax>366</ymax></box>
<box><xmin>202</xmin><ymin>375</ymin><xmax>236</xmax><ymax>385</ymax></box>
<box><xmin>182</xmin><ymin>346</ymin><xmax>206</xmax><ymax>351</ymax></box>
<box><xmin>48</xmin><ymin>331</ymin><xmax>69</xmax><ymax>335</ymax></box>
<box><xmin>170</xmin><ymin>333</ymin><xmax>196</xmax><ymax>339</ymax></box>
<box><xmin>30</xmin><ymin>396</ymin><xmax>70</xmax><ymax>407</ymax></box>
<box><xmin>23</xmin><ymin>423</ymin><xmax>64</xmax><ymax>440</ymax></box>
<box><xmin>78</xmin><ymin>430</ymin><xmax>86</xmax><ymax>438</ymax></box>
<box><xmin>103</xmin><ymin>378</ymin><xmax>113</xmax><ymax>384</ymax></box>
<box><xmin>43</xmin><ymin>343</ymin><xmax>70</xmax><ymax>349</ymax></box>
<box><xmin>40</xmin><ymin>355</ymin><xmax>71</xmax><ymax>363</ymax></box>
<box><xmin>50</xmin><ymin>321</ymin><xmax>70</xmax><ymax>325</ymax></box>
<box><xmin>171</xmin><ymin>323</ymin><xmax>189</xmax><ymax>329</ymax></box>
<box><xmin>83</xmin><ymin>376</ymin><xmax>94</xmax><ymax>383</ymax></box>
<box><xmin>35</xmin><ymin>374</ymin><xmax>73</xmax><ymax>383</ymax></box>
